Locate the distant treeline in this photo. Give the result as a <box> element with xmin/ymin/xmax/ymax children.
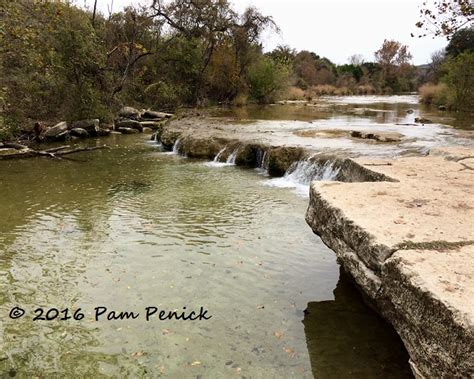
<box><xmin>1</xmin><ymin>1</ymin><xmax>473</xmax><ymax>140</ymax></box>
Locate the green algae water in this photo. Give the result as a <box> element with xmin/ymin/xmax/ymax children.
<box><xmin>0</xmin><ymin>134</ymin><xmax>411</xmax><ymax>378</ymax></box>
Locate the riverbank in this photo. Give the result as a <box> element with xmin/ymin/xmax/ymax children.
<box><xmin>156</xmin><ymin>116</ymin><xmax>474</xmax><ymax>378</ymax></box>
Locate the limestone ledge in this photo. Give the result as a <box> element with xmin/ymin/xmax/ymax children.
<box><xmin>305</xmin><ymin>148</ymin><xmax>474</xmax><ymax>378</ymax></box>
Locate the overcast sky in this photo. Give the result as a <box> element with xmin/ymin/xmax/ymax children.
<box><xmin>81</xmin><ymin>0</ymin><xmax>448</xmax><ymax>65</ymax></box>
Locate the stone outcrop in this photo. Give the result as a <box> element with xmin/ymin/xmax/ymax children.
<box><xmin>70</xmin><ymin>119</ymin><xmax>100</xmax><ymax>135</ymax></box>
<box><xmin>118</xmin><ymin>106</ymin><xmax>141</xmax><ymax>119</ymax></box>
<box><xmin>305</xmin><ymin>148</ymin><xmax>474</xmax><ymax>378</ymax></box>
<box><xmin>44</xmin><ymin>121</ymin><xmax>68</xmax><ymax>139</ymax></box>
<box><xmin>69</xmin><ymin>127</ymin><xmax>90</xmax><ymax>138</ymax></box>
<box><xmin>114</xmin><ymin>107</ymin><xmax>174</xmax><ymax>135</ymax></box>
<box><xmin>115</xmin><ymin>119</ymin><xmax>143</xmax><ymax>132</ymax></box>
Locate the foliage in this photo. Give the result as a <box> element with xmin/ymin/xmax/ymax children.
<box><xmin>248</xmin><ymin>57</ymin><xmax>290</xmax><ymax>103</ymax></box>
<box><xmin>414</xmin><ymin>0</ymin><xmax>473</xmax><ymax>38</ymax></box>
<box><xmin>419</xmin><ymin>83</ymin><xmax>449</xmax><ymax>105</ymax></box>
<box><xmin>446</xmin><ymin>26</ymin><xmax>474</xmax><ymax>56</ymax></box>
<box><xmin>374</xmin><ymin>40</ymin><xmax>415</xmax><ymax>92</ymax></box>
<box><xmin>2</xmin><ymin>0</ymin><xmax>472</xmax><ymax>143</ymax></box>
<box><xmin>442</xmin><ymin>51</ymin><xmax>474</xmax><ymax>110</ymax></box>
<box><xmin>1</xmin><ymin>1</ymin><xmax>110</xmax><ymax>130</ymax></box>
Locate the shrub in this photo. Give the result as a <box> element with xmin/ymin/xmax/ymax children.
<box><xmin>443</xmin><ymin>52</ymin><xmax>474</xmax><ymax>111</ymax></box>
<box><xmin>419</xmin><ymin>83</ymin><xmax>449</xmax><ymax>106</ymax></box>
<box><xmin>284</xmin><ymin>86</ymin><xmax>306</xmax><ymax>100</ymax></box>
<box><xmin>248</xmin><ymin>57</ymin><xmax>290</xmax><ymax>104</ymax></box>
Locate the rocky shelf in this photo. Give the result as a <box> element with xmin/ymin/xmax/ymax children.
<box><xmin>157</xmin><ymin>118</ymin><xmax>474</xmax><ymax>378</ymax></box>
<box><xmin>306</xmin><ymin>146</ymin><xmax>474</xmax><ymax>378</ymax></box>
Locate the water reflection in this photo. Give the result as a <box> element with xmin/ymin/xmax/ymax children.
<box><xmin>303</xmin><ymin>269</ymin><xmax>413</xmax><ymax>379</ymax></box>
<box><xmin>0</xmin><ymin>134</ymin><xmax>413</xmax><ymax>377</ymax></box>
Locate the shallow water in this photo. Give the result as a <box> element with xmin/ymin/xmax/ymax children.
<box><xmin>0</xmin><ymin>134</ymin><xmax>412</xmax><ymax>377</ymax></box>
<box><xmin>208</xmin><ymin>95</ymin><xmax>473</xmax><ymax>158</ymax></box>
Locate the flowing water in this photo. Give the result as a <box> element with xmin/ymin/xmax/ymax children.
<box><xmin>0</xmin><ymin>132</ymin><xmax>413</xmax><ymax>378</ymax></box>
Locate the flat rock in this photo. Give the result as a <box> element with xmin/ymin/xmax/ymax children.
<box><xmin>305</xmin><ymin>151</ymin><xmax>474</xmax><ymax>378</ymax></box>
<box><xmin>141</xmin><ymin>110</ymin><xmax>173</xmax><ymax>119</ymax></box>
<box><xmin>44</xmin><ymin>121</ymin><xmax>68</xmax><ymax>138</ymax></box>
<box><xmin>70</xmin><ymin>119</ymin><xmax>100</xmax><ymax>135</ymax></box>
<box><xmin>115</xmin><ymin>119</ymin><xmax>143</xmax><ymax>132</ymax></box>
<box><xmin>118</xmin><ymin>106</ymin><xmax>141</xmax><ymax>119</ymax></box>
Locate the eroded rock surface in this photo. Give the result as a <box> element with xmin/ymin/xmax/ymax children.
<box><xmin>305</xmin><ymin>147</ymin><xmax>474</xmax><ymax>378</ymax></box>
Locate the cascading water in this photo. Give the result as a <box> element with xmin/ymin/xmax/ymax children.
<box><xmin>172</xmin><ymin>138</ymin><xmax>182</xmax><ymax>155</ymax></box>
<box><xmin>213</xmin><ymin>147</ymin><xmax>226</xmax><ymax>162</ymax></box>
<box><xmin>264</xmin><ymin>158</ymin><xmax>340</xmax><ymax>196</ymax></box>
<box><xmin>226</xmin><ymin>149</ymin><xmax>238</xmax><ymax>164</ymax></box>
<box><xmin>255</xmin><ymin>149</ymin><xmax>269</xmax><ymax>176</ymax></box>
<box><xmin>204</xmin><ymin>146</ymin><xmax>238</xmax><ymax>167</ymax></box>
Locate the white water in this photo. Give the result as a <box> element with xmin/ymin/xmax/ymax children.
<box><xmin>264</xmin><ymin>159</ymin><xmax>340</xmax><ymax>197</ymax></box>
<box><xmin>255</xmin><ymin>150</ymin><xmax>269</xmax><ymax>176</ymax></box>
<box><xmin>226</xmin><ymin>149</ymin><xmax>238</xmax><ymax>164</ymax></box>
<box><xmin>172</xmin><ymin>138</ymin><xmax>182</xmax><ymax>154</ymax></box>
<box><xmin>204</xmin><ymin>146</ymin><xmax>239</xmax><ymax>167</ymax></box>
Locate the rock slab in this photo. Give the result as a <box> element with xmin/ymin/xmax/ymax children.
<box><xmin>305</xmin><ymin>148</ymin><xmax>474</xmax><ymax>378</ymax></box>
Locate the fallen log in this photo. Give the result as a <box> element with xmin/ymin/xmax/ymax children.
<box><xmin>0</xmin><ymin>145</ymin><xmax>110</xmax><ymax>160</ymax></box>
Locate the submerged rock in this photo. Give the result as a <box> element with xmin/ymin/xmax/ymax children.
<box><xmin>414</xmin><ymin>117</ymin><xmax>433</xmax><ymax>124</ymax></box>
<box><xmin>350</xmin><ymin>130</ymin><xmax>402</xmax><ymax>143</ymax></box>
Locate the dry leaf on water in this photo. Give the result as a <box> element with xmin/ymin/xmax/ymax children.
<box><xmin>274</xmin><ymin>331</ymin><xmax>284</xmax><ymax>339</ymax></box>
<box><xmin>284</xmin><ymin>347</ymin><xmax>296</xmax><ymax>358</ymax></box>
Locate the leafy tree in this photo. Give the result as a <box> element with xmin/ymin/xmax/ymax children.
<box><xmin>442</xmin><ymin>51</ymin><xmax>474</xmax><ymax>110</ymax></box>
<box><xmin>374</xmin><ymin>40</ymin><xmax>414</xmax><ymax>91</ymax></box>
<box><xmin>248</xmin><ymin>57</ymin><xmax>290</xmax><ymax>103</ymax></box>
<box><xmin>446</xmin><ymin>26</ymin><xmax>474</xmax><ymax>56</ymax></box>
<box><xmin>268</xmin><ymin>45</ymin><xmax>297</xmax><ymax>66</ymax></box>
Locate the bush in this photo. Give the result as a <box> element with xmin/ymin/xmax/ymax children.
<box><xmin>284</xmin><ymin>86</ymin><xmax>306</xmax><ymax>100</ymax></box>
<box><xmin>442</xmin><ymin>52</ymin><xmax>474</xmax><ymax>111</ymax></box>
<box><xmin>248</xmin><ymin>57</ymin><xmax>290</xmax><ymax>104</ymax></box>
<box><xmin>307</xmin><ymin>85</ymin><xmax>338</xmax><ymax>96</ymax></box>
<box><xmin>419</xmin><ymin>83</ymin><xmax>449</xmax><ymax>106</ymax></box>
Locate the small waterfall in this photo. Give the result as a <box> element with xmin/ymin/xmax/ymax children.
<box><xmin>255</xmin><ymin>149</ymin><xmax>269</xmax><ymax>175</ymax></box>
<box><xmin>226</xmin><ymin>148</ymin><xmax>239</xmax><ymax>164</ymax></box>
<box><xmin>213</xmin><ymin>147</ymin><xmax>226</xmax><ymax>162</ymax></box>
<box><xmin>204</xmin><ymin>146</ymin><xmax>236</xmax><ymax>167</ymax></box>
<box><xmin>284</xmin><ymin>159</ymin><xmax>340</xmax><ymax>185</ymax></box>
<box><xmin>172</xmin><ymin>138</ymin><xmax>182</xmax><ymax>155</ymax></box>
<box><xmin>263</xmin><ymin>158</ymin><xmax>340</xmax><ymax>196</ymax></box>
<box><xmin>256</xmin><ymin>150</ymin><xmax>268</xmax><ymax>169</ymax></box>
